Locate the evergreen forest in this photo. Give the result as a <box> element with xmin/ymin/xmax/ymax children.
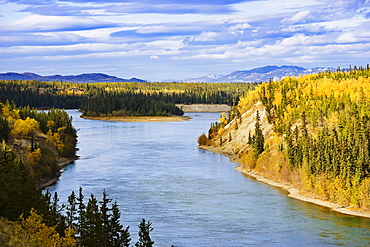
<box><xmin>0</xmin><ymin>80</ymin><xmax>255</xmax><ymax>117</ymax></box>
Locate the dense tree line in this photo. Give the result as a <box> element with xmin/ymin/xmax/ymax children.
<box><xmin>0</xmin><ymin>80</ymin><xmax>255</xmax><ymax>117</ymax></box>
<box><xmin>0</xmin><ymin>81</ymin><xmax>81</xmax><ymax>109</ymax></box>
<box><xmin>80</xmin><ymin>91</ymin><xmax>184</xmax><ymax>117</ymax></box>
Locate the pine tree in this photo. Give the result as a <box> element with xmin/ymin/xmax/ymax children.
<box><xmin>100</xmin><ymin>189</ymin><xmax>112</xmax><ymax>245</ymax></box>
<box><xmin>81</xmin><ymin>194</ymin><xmax>103</xmax><ymax>247</ymax></box>
<box><xmin>110</xmin><ymin>202</ymin><xmax>131</xmax><ymax>247</ymax></box>
<box><xmin>135</xmin><ymin>219</ymin><xmax>154</xmax><ymax>247</ymax></box>
<box><xmin>76</xmin><ymin>187</ymin><xmax>86</xmax><ymax>244</ymax></box>
<box><xmin>252</xmin><ymin>111</ymin><xmax>264</xmax><ymax>154</ymax></box>
<box><xmin>66</xmin><ymin>191</ymin><xmax>77</xmax><ymax>229</ymax></box>
<box><xmin>0</xmin><ymin>141</ymin><xmax>44</xmax><ymax>221</ymax></box>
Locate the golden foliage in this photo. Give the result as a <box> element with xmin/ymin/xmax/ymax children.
<box><xmin>46</xmin><ymin>129</ymin><xmax>64</xmax><ymax>153</ymax></box>
<box><xmin>217</xmin><ymin>127</ymin><xmax>225</xmax><ymax>136</ymax></box>
<box><xmin>230</xmin><ymin>68</ymin><xmax>370</xmax><ymax>211</ymax></box>
<box><xmin>46</xmin><ymin>120</ymin><xmax>55</xmax><ymax>129</ymax></box>
<box><xmin>0</xmin><ymin>209</ymin><xmax>76</xmax><ymax>247</ymax></box>
<box><xmin>26</xmin><ymin>148</ymin><xmax>42</xmax><ymax>168</ymax></box>
<box><xmin>358</xmin><ymin>178</ymin><xmax>370</xmax><ymax>210</ymax></box>
<box><xmin>197</xmin><ymin>133</ymin><xmax>209</xmax><ymax>146</ymax></box>
<box><xmin>11</xmin><ymin>117</ymin><xmax>39</xmax><ymax>138</ymax></box>
<box><xmin>240</xmin><ymin>148</ymin><xmax>259</xmax><ymax>170</ymax></box>
<box><xmin>1</xmin><ymin>106</ymin><xmax>20</xmax><ymax>121</ymax></box>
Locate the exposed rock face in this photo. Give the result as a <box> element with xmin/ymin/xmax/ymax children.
<box><xmin>204</xmin><ymin>102</ymin><xmax>273</xmax><ymax>157</ymax></box>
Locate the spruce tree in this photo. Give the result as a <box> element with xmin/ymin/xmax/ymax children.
<box><xmin>100</xmin><ymin>189</ymin><xmax>112</xmax><ymax>245</ymax></box>
<box><xmin>81</xmin><ymin>194</ymin><xmax>104</xmax><ymax>247</ymax></box>
<box><xmin>135</xmin><ymin>219</ymin><xmax>154</xmax><ymax>247</ymax></box>
<box><xmin>252</xmin><ymin>111</ymin><xmax>265</xmax><ymax>154</ymax></box>
<box><xmin>110</xmin><ymin>202</ymin><xmax>131</xmax><ymax>247</ymax></box>
<box><xmin>66</xmin><ymin>190</ymin><xmax>77</xmax><ymax>229</ymax></box>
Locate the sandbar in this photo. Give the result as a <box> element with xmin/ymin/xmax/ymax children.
<box><xmin>81</xmin><ymin>115</ymin><xmax>191</xmax><ymax>122</ymax></box>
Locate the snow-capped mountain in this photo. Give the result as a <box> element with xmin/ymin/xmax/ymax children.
<box><xmin>182</xmin><ymin>65</ymin><xmax>335</xmax><ymax>83</ymax></box>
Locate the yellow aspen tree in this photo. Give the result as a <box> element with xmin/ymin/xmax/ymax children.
<box><xmin>26</xmin><ymin>148</ymin><xmax>42</xmax><ymax>168</ymax></box>
<box><xmin>11</xmin><ymin>117</ymin><xmax>40</xmax><ymax>138</ymax></box>
<box><xmin>19</xmin><ymin>209</ymin><xmax>76</xmax><ymax>247</ymax></box>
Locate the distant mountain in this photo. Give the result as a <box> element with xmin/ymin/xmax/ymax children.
<box><xmin>0</xmin><ymin>72</ymin><xmax>146</xmax><ymax>83</ymax></box>
<box><xmin>181</xmin><ymin>65</ymin><xmax>336</xmax><ymax>83</ymax></box>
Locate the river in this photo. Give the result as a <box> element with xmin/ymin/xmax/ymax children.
<box><xmin>47</xmin><ymin>110</ymin><xmax>370</xmax><ymax>247</ymax></box>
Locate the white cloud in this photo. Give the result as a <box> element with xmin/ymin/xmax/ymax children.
<box><xmin>0</xmin><ymin>14</ymin><xmax>116</xmax><ymax>32</ymax></box>
<box><xmin>1</xmin><ymin>0</ymin><xmax>370</xmax><ymax>80</ymax></box>
<box><xmin>336</xmin><ymin>33</ymin><xmax>358</xmax><ymax>43</ymax></box>
<box><xmin>281</xmin><ymin>11</ymin><xmax>311</xmax><ymax>24</ymax></box>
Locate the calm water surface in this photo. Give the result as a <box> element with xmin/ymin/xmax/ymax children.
<box><xmin>48</xmin><ymin>110</ymin><xmax>370</xmax><ymax>246</ymax></box>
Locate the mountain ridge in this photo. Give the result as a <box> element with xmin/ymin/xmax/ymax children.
<box><xmin>181</xmin><ymin>65</ymin><xmax>335</xmax><ymax>82</ymax></box>
<box><xmin>0</xmin><ymin>72</ymin><xmax>146</xmax><ymax>83</ymax></box>
<box><xmin>0</xmin><ymin>65</ymin><xmax>337</xmax><ymax>83</ymax></box>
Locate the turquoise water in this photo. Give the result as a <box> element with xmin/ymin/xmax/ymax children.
<box><xmin>48</xmin><ymin>110</ymin><xmax>370</xmax><ymax>246</ymax></box>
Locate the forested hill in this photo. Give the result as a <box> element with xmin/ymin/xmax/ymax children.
<box><xmin>0</xmin><ymin>102</ymin><xmax>78</xmax><ymax>188</ymax></box>
<box><xmin>200</xmin><ymin>65</ymin><xmax>370</xmax><ymax>212</ymax></box>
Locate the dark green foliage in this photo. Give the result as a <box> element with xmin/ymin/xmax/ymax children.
<box><xmin>0</xmin><ymin>142</ymin><xmax>44</xmax><ymax>221</ymax></box>
<box><xmin>110</xmin><ymin>202</ymin><xmax>131</xmax><ymax>247</ymax></box>
<box><xmin>66</xmin><ymin>191</ymin><xmax>77</xmax><ymax>229</ymax></box>
<box><xmin>80</xmin><ymin>194</ymin><xmax>103</xmax><ymax>246</ymax></box>
<box><xmin>41</xmin><ymin>191</ymin><xmax>67</xmax><ymax>235</ymax></box>
<box><xmin>253</xmin><ymin>65</ymin><xmax>370</xmax><ymax>203</ymax></box>
<box><xmin>73</xmin><ymin>188</ymin><xmax>133</xmax><ymax>247</ymax></box>
<box><xmin>0</xmin><ymin>80</ymin><xmax>256</xmax><ymax>118</ymax></box>
<box><xmin>0</xmin><ymin>117</ymin><xmax>9</xmax><ymax>141</ymax></box>
<box><xmin>284</xmin><ymin>109</ymin><xmax>370</xmax><ymax>180</ymax></box>
<box><xmin>251</xmin><ymin>111</ymin><xmax>264</xmax><ymax>154</ymax></box>
<box><xmin>0</xmin><ymin>80</ymin><xmax>81</xmax><ymax>109</ymax></box>
<box><xmin>135</xmin><ymin>219</ymin><xmax>154</xmax><ymax>247</ymax></box>
<box><xmin>81</xmin><ymin>91</ymin><xmax>184</xmax><ymax>117</ymax></box>
<box><xmin>0</xmin><ymin>142</ymin><xmax>64</xmax><ymax>232</ymax></box>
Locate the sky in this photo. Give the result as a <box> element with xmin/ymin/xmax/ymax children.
<box><xmin>1</xmin><ymin>0</ymin><xmax>370</xmax><ymax>81</ymax></box>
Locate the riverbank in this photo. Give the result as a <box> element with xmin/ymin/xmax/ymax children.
<box><xmin>39</xmin><ymin>156</ymin><xmax>79</xmax><ymax>189</ymax></box>
<box><xmin>81</xmin><ymin>115</ymin><xmax>191</xmax><ymax>122</ymax></box>
<box><xmin>199</xmin><ymin>145</ymin><xmax>370</xmax><ymax>218</ymax></box>
<box><xmin>176</xmin><ymin>104</ymin><xmax>231</xmax><ymax>112</ymax></box>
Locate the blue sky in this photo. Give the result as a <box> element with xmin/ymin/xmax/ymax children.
<box><xmin>1</xmin><ymin>0</ymin><xmax>370</xmax><ymax>81</ymax></box>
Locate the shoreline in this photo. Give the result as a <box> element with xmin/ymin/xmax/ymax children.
<box><xmin>39</xmin><ymin>156</ymin><xmax>79</xmax><ymax>189</ymax></box>
<box><xmin>81</xmin><ymin>115</ymin><xmax>191</xmax><ymax>122</ymax></box>
<box><xmin>199</xmin><ymin>145</ymin><xmax>370</xmax><ymax>218</ymax></box>
<box><xmin>176</xmin><ymin>104</ymin><xmax>231</xmax><ymax>112</ymax></box>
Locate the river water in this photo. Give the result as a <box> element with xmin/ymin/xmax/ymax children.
<box><xmin>48</xmin><ymin>110</ymin><xmax>370</xmax><ymax>246</ymax></box>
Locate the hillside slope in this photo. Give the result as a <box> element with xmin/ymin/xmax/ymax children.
<box><xmin>0</xmin><ymin>104</ymin><xmax>78</xmax><ymax>188</ymax></box>
<box><xmin>199</xmin><ymin>66</ymin><xmax>370</xmax><ymax>218</ymax></box>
